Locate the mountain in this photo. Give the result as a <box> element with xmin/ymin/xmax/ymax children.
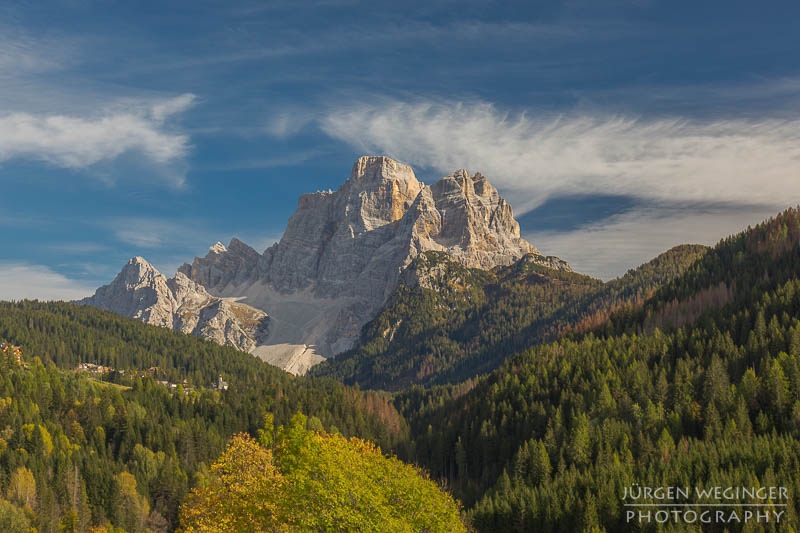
<box><xmin>180</xmin><ymin>156</ymin><xmax>538</xmax><ymax>372</ymax></box>
<box><xmin>80</xmin><ymin>256</ymin><xmax>270</xmax><ymax>352</ymax></box>
<box><xmin>88</xmin><ymin>156</ymin><xmax>542</xmax><ymax>374</ymax></box>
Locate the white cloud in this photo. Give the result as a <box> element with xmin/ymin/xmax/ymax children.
<box><xmin>526</xmin><ymin>206</ymin><xmax>776</xmax><ymax>281</ymax></box>
<box><xmin>150</xmin><ymin>93</ymin><xmax>197</xmax><ymax>122</ymax></box>
<box><xmin>0</xmin><ymin>263</ymin><xmax>94</xmax><ymax>301</ymax></box>
<box><xmin>265</xmin><ymin>112</ymin><xmax>314</xmax><ymax>139</ymax></box>
<box><xmin>0</xmin><ymin>94</ymin><xmax>195</xmax><ymax>183</ymax></box>
<box><xmin>320</xmin><ymin>101</ymin><xmax>800</xmax><ymax>214</ymax></box>
<box><xmin>196</xmin><ymin>148</ymin><xmax>328</xmax><ymax>172</ymax></box>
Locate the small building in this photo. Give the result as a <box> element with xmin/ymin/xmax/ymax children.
<box><xmin>77</xmin><ymin>362</ymin><xmax>114</xmax><ymax>374</ymax></box>
<box><xmin>1</xmin><ymin>343</ymin><xmax>23</xmax><ymax>365</ymax></box>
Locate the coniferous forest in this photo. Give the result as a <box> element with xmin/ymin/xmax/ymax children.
<box><xmin>2</xmin><ymin>207</ymin><xmax>800</xmax><ymax>531</ymax></box>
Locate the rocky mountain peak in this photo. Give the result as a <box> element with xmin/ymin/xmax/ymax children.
<box><xmin>228</xmin><ymin>237</ymin><xmax>252</xmax><ymax>252</ymax></box>
<box><xmin>122</xmin><ymin>256</ymin><xmax>160</xmax><ymax>277</ymax></box>
<box><xmin>209</xmin><ymin>242</ymin><xmax>227</xmax><ymax>254</ymax></box>
<box><xmin>89</xmin><ymin>156</ymin><xmax>564</xmax><ymax>375</ymax></box>
<box><xmin>179</xmin><ymin>238</ymin><xmax>260</xmax><ymax>291</ymax></box>
<box><xmin>81</xmin><ymin>256</ymin><xmax>173</xmax><ymax>327</ymax></box>
<box><xmin>114</xmin><ymin>257</ymin><xmax>167</xmax><ymax>298</ymax></box>
<box><xmin>82</xmin><ymin>258</ymin><xmax>269</xmax><ymax>353</ymax></box>
<box><xmin>341</xmin><ymin>155</ymin><xmax>424</xmax><ymax>230</ymax></box>
<box><xmin>408</xmin><ymin>168</ymin><xmax>534</xmax><ymax>269</ymax></box>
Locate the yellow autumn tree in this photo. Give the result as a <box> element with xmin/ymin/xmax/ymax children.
<box><xmin>6</xmin><ymin>466</ymin><xmax>36</xmax><ymax>511</ymax></box>
<box><xmin>179</xmin><ymin>414</ymin><xmax>466</xmax><ymax>532</ymax></box>
<box><xmin>179</xmin><ymin>433</ymin><xmax>287</xmax><ymax>533</ymax></box>
<box><xmin>115</xmin><ymin>472</ymin><xmax>150</xmax><ymax>533</ymax></box>
<box><xmin>0</xmin><ymin>497</ymin><xmax>33</xmax><ymax>533</ymax></box>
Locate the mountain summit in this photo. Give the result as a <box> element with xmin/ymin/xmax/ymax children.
<box><xmin>81</xmin><ymin>257</ymin><xmax>269</xmax><ymax>352</ymax></box>
<box><xmin>86</xmin><ymin>156</ymin><xmax>551</xmax><ymax>374</ymax></box>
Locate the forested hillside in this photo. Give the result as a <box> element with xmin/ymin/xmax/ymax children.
<box><xmin>313</xmin><ymin>245</ymin><xmax>707</xmax><ymax>391</ymax></box>
<box><xmin>0</xmin><ymin>302</ymin><xmax>409</xmax><ymax>532</ymax></box>
<box><xmin>604</xmin><ymin>207</ymin><xmax>800</xmax><ymax>336</ymax></box>
<box><xmin>397</xmin><ymin>207</ymin><xmax>800</xmax><ymax>531</ymax></box>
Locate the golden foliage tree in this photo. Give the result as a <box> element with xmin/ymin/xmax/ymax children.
<box><xmin>6</xmin><ymin>466</ymin><xmax>36</xmax><ymax>511</ymax></box>
<box><xmin>115</xmin><ymin>472</ymin><xmax>150</xmax><ymax>533</ymax></box>
<box><xmin>179</xmin><ymin>434</ymin><xmax>286</xmax><ymax>533</ymax></box>
<box><xmin>179</xmin><ymin>414</ymin><xmax>465</xmax><ymax>532</ymax></box>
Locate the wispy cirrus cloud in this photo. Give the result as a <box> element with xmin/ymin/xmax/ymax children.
<box><xmin>0</xmin><ymin>94</ymin><xmax>196</xmax><ymax>185</ymax></box>
<box><xmin>109</xmin><ymin>216</ymin><xmax>199</xmax><ymax>249</ymax></box>
<box><xmin>264</xmin><ymin>111</ymin><xmax>316</xmax><ymax>139</ymax></box>
<box><xmin>46</xmin><ymin>242</ymin><xmax>109</xmax><ymax>255</ymax></box>
<box><xmin>0</xmin><ymin>27</ymin><xmax>76</xmax><ymax>76</ymax></box>
<box><xmin>320</xmin><ymin>100</ymin><xmax>800</xmax><ymax>214</ymax></box>
<box><xmin>150</xmin><ymin>93</ymin><xmax>198</xmax><ymax>122</ymax></box>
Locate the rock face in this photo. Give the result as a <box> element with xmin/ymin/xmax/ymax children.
<box><xmin>179</xmin><ymin>238</ymin><xmax>261</xmax><ymax>292</ymax></box>
<box><xmin>81</xmin><ymin>257</ymin><xmax>269</xmax><ymax>352</ymax></box>
<box><xmin>89</xmin><ymin>156</ymin><xmax>561</xmax><ymax>375</ymax></box>
<box><xmin>409</xmin><ymin>168</ymin><xmax>536</xmax><ymax>269</ymax></box>
<box><xmin>84</xmin><ymin>257</ymin><xmax>176</xmax><ymax>327</ymax></box>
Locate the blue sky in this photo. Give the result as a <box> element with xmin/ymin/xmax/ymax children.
<box><xmin>2</xmin><ymin>0</ymin><xmax>800</xmax><ymax>299</ymax></box>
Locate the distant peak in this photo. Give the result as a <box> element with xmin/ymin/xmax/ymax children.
<box><xmin>228</xmin><ymin>237</ymin><xmax>256</xmax><ymax>252</ymax></box>
<box><xmin>119</xmin><ymin>256</ymin><xmax>164</xmax><ymax>282</ymax></box>
<box><xmin>128</xmin><ymin>256</ymin><xmax>155</xmax><ymax>268</ymax></box>
<box><xmin>434</xmin><ymin>168</ymin><xmax>497</xmax><ymax>199</ymax></box>
<box><xmin>354</xmin><ymin>155</ymin><xmax>395</xmax><ymax>166</ymax></box>
<box><xmin>209</xmin><ymin>242</ymin><xmax>227</xmax><ymax>254</ymax></box>
<box><xmin>226</xmin><ymin>237</ymin><xmax>260</xmax><ymax>257</ymax></box>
